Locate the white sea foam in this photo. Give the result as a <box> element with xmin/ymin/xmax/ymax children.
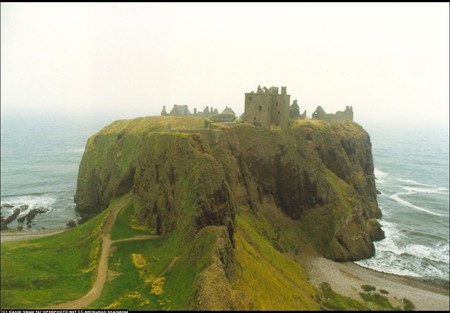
<box><xmin>356</xmin><ymin>251</ymin><xmax>422</xmax><ymax>278</ymax></box>
<box><xmin>403</xmin><ymin>186</ymin><xmax>449</xmax><ymax>195</ymax></box>
<box><xmin>397</xmin><ymin>178</ymin><xmax>433</xmax><ymax>187</ymax></box>
<box><xmin>374</xmin><ymin>168</ymin><xmax>388</xmax><ymax>184</ymax></box>
<box><xmin>373</xmin><ymin>220</ymin><xmax>406</xmax><ymax>256</ymax></box>
<box><xmin>404</xmin><ymin>243</ymin><xmax>450</xmax><ymax>264</ymax></box>
<box><xmin>1</xmin><ymin>195</ymin><xmax>57</xmax><ymax>215</ymax></box>
<box><xmin>357</xmin><ymin>245</ymin><xmax>449</xmax><ymax>280</ymax></box>
<box><xmin>390</xmin><ymin>193</ymin><xmax>447</xmax><ymax>217</ymax></box>
<box><xmin>358</xmin><ymin>217</ymin><xmax>449</xmax><ymax>280</ymax></box>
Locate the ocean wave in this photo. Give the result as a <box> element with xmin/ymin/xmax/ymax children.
<box><xmin>1</xmin><ymin>195</ymin><xmax>57</xmax><ymax>215</ymax></box>
<box><xmin>403</xmin><ymin>243</ymin><xmax>449</xmax><ymax>264</ymax></box>
<box><xmin>372</xmin><ymin>220</ymin><xmax>406</xmax><ymax>255</ymax></box>
<box><xmin>356</xmin><ymin>251</ymin><xmax>422</xmax><ymax>278</ymax></box>
<box><xmin>389</xmin><ymin>193</ymin><xmax>448</xmax><ymax>217</ymax></box>
<box><xmin>403</xmin><ymin>186</ymin><xmax>449</xmax><ymax>195</ymax></box>
<box><xmin>374</xmin><ymin>168</ymin><xmax>388</xmax><ymax>184</ymax></box>
<box><xmin>357</xmin><ymin>249</ymin><xmax>449</xmax><ymax>281</ymax></box>
<box><xmin>397</xmin><ymin>178</ymin><xmax>434</xmax><ymax>187</ymax></box>
<box><xmin>376</xmin><ymin>169</ymin><xmax>449</xmax><ymax>196</ymax></box>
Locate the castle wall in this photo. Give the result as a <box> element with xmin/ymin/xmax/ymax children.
<box><xmin>270</xmin><ymin>94</ymin><xmax>290</xmax><ymax>127</ymax></box>
<box><xmin>244</xmin><ymin>93</ymin><xmax>273</xmax><ymax>127</ymax></box>
<box><xmin>244</xmin><ymin>91</ymin><xmax>290</xmax><ymax>127</ymax></box>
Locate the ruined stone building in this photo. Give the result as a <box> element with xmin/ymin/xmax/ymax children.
<box><xmin>290</xmin><ymin>99</ymin><xmax>307</xmax><ymax>120</ymax></box>
<box><xmin>162</xmin><ymin>104</ymin><xmax>236</xmax><ymax>122</ymax></box>
<box><xmin>160</xmin><ymin>86</ymin><xmax>353</xmax><ymax>127</ymax></box>
<box><xmin>222</xmin><ymin>106</ymin><xmax>236</xmax><ymax>116</ymax></box>
<box><xmin>170</xmin><ymin>104</ymin><xmax>191</xmax><ymax>116</ymax></box>
<box><xmin>243</xmin><ymin>86</ymin><xmax>290</xmax><ymax>127</ymax></box>
<box><xmin>312</xmin><ymin>106</ymin><xmax>353</xmax><ymax>122</ymax></box>
<box><xmin>196</xmin><ymin>106</ymin><xmax>219</xmax><ymax>117</ymax></box>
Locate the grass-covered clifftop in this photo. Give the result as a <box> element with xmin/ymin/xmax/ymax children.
<box><xmin>69</xmin><ymin>116</ymin><xmax>385</xmax><ymax>309</ymax></box>
<box><xmin>75</xmin><ymin>116</ymin><xmax>383</xmax><ymax>261</ymax></box>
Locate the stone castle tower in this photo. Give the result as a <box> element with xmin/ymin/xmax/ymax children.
<box><xmin>244</xmin><ymin>86</ymin><xmax>290</xmax><ymax>127</ymax></box>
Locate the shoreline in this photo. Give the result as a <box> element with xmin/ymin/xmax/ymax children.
<box><xmin>295</xmin><ymin>246</ymin><xmax>449</xmax><ymax>311</ymax></box>
<box><xmin>0</xmin><ymin>227</ymin><xmax>68</xmax><ymax>242</ymax></box>
<box><xmin>2</xmin><ymin>227</ymin><xmax>449</xmax><ymax>310</ymax></box>
<box><xmin>351</xmin><ymin>260</ymin><xmax>449</xmax><ymax>294</ymax></box>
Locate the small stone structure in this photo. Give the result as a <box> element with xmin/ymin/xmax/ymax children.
<box><xmin>170</xmin><ymin>104</ymin><xmax>191</xmax><ymax>116</ymax></box>
<box><xmin>243</xmin><ymin>85</ymin><xmax>290</xmax><ymax>127</ymax></box>
<box><xmin>162</xmin><ymin>104</ymin><xmax>236</xmax><ymax>122</ymax></box>
<box><xmin>289</xmin><ymin>99</ymin><xmax>307</xmax><ymax>120</ymax></box>
<box><xmin>312</xmin><ymin>106</ymin><xmax>353</xmax><ymax>122</ymax></box>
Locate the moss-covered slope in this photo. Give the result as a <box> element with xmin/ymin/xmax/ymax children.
<box><xmin>76</xmin><ymin>117</ymin><xmax>382</xmax><ymax>260</ymax></box>
<box><xmin>74</xmin><ymin>116</ymin><xmax>384</xmax><ymax>308</ymax></box>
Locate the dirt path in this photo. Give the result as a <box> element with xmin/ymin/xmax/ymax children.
<box><xmin>45</xmin><ymin>198</ymin><xmax>157</xmax><ymax>309</ymax></box>
<box><xmin>157</xmin><ymin>256</ymin><xmax>180</xmax><ymax>278</ymax></box>
<box><xmin>113</xmin><ymin>234</ymin><xmax>158</xmax><ymax>243</ymax></box>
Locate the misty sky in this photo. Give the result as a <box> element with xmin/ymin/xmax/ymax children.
<box><xmin>1</xmin><ymin>3</ymin><xmax>449</xmax><ymax>127</ymax></box>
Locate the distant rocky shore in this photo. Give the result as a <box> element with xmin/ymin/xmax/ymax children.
<box><xmin>1</xmin><ymin>202</ymin><xmax>77</xmax><ymax>231</ymax></box>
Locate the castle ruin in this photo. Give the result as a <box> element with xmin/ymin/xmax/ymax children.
<box><xmin>160</xmin><ymin>85</ymin><xmax>353</xmax><ymax>127</ymax></box>
<box><xmin>162</xmin><ymin>104</ymin><xmax>236</xmax><ymax>121</ymax></box>
<box><xmin>312</xmin><ymin>105</ymin><xmax>353</xmax><ymax>122</ymax></box>
<box><xmin>243</xmin><ymin>86</ymin><xmax>291</xmax><ymax>127</ymax></box>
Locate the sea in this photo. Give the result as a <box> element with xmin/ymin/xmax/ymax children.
<box><xmin>1</xmin><ymin>114</ymin><xmax>449</xmax><ymax>284</ymax></box>
<box><xmin>0</xmin><ymin>114</ymin><xmax>111</xmax><ymax>229</ymax></box>
<box><xmin>356</xmin><ymin>122</ymin><xmax>449</xmax><ymax>284</ymax></box>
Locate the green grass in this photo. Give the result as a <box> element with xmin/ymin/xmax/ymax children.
<box><xmin>362</xmin><ymin>284</ymin><xmax>377</xmax><ymax>292</ymax></box>
<box><xmin>318</xmin><ymin>282</ymin><xmax>369</xmax><ymax>311</ymax></box>
<box><xmin>359</xmin><ymin>292</ymin><xmax>402</xmax><ymax>310</ymax></box>
<box><xmin>90</xmin><ymin>221</ymin><xmax>202</xmax><ymax>310</ymax></box>
<box><xmin>402</xmin><ymin>298</ymin><xmax>415</xmax><ymax>311</ymax></box>
<box><xmin>0</xmin><ymin>192</ymin><xmax>201</xmax><ymax>310</ymax></box>
<box><xmin>1</xmin><ymin>207</ymin><xmax>111</xmax><ymax>308</ymax></box>
<box><xmin>95</xmin><ymin>116</ymin><xmax>207</xmax><ymax>137</ymax></box>
<box><xmin>318</xmin><ymin>282</ymin><xmax>407</xmax><ymax>311</ymax></box>
<box><xmin>88</xmin><ymin>238</ymin><xmax>174</xmax><ymax>310</ymax></box>
<box><xmin>231</xmin><ymin>210</ymin><xmax>320</xmax><ymax>310</ymax></box>
<box><xmin>88</xmin><ymin>192</ymin><xmax>206</xmax><ymax>310</ymax></box>
<box><xmin>110</xmin><ymin>194</ymin><xmax>154</xmax><ymax>241</ymax></box>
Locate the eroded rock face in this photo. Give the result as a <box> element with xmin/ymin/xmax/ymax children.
<box><xmin>133</xmin><ymin>133</ymin><xmax>236</xmax><ymax>244</ymax></box>
<box><xmin>74</xmin><ymin>117</ymin><xmax>383</xmax><ymax>261</ymax></box>
<box><xmin>211</xmin><ymin>121</ymin><xmax>383</xmax><ymax>261</ymax></box>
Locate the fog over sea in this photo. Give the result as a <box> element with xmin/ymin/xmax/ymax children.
<box><xmin>1</xmin><ymin>114</ymin><xmax>448</xmax><ymax>283</ymax></box>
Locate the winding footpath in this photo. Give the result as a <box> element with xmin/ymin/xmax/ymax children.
<box><xmin>45</xmin><ymin>198</ymin><xmax>158</xmax><ymax>309</ymax></box>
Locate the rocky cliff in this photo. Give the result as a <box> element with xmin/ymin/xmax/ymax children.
<box><xmin>75</xmin><ymin>116</ymin><xmax>383</xmax><ymax>262</ymax></box>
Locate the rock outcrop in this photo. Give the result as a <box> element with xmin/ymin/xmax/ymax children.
<box><xmin>75</xmin><ymin>116</ymin><xmax>383</xmax><ymax>262</ymax></box>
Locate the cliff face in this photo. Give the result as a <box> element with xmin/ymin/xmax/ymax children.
<box><xmin>75</xmin><ymin>117</ymin><xmax>383</xmax><ymax>262</ymax></box>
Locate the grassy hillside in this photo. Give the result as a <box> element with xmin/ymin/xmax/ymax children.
<box><xmin>2</xmin><ymin>192</ymin><xmax>405</xmax><ymax>310</ymax></box>
<box><xmin>1</xmin><ymin>116</ymin><xmax>391</xmax><ymax>310</ymax></box>
<box><xmin>1</xmin><ymin>205</ymin><xmax>111</xmax><ymax>308</ymax></box>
